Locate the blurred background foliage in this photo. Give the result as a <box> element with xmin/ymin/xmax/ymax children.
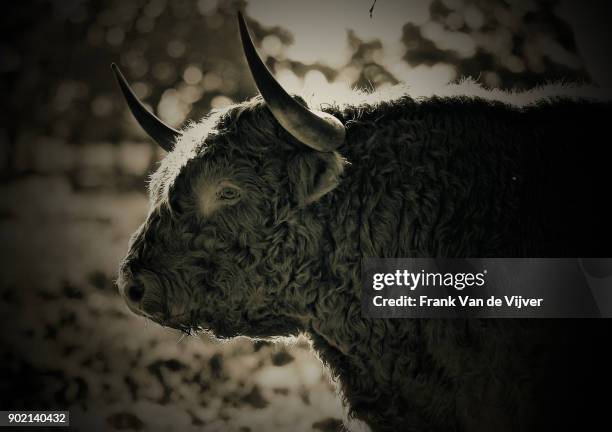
<box><xmin>1</xmin><ymin>0</ymin><xmax>609</xmax><ymax>188</ymax></box>
<box><xmin>1</xmin><ymin>1</ymin><xmax>611</xmax><ymax>431</ymax></box>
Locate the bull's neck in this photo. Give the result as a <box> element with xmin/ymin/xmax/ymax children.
<box><xmin>302</xmin><ymin>100</ymin><xmax>521</xmax><ymax>426</ymax></box>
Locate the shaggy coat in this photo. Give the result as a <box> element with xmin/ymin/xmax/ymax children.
<box><xmin>120</xmin><ymin>83</ymin><xmax>612</xmax><ymax>432</ymax></box>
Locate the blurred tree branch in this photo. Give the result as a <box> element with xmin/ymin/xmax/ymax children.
<box><xmin>369</xmin><ymin>0</ymin><xmax>378</xmax><ymax>18</ymax></box>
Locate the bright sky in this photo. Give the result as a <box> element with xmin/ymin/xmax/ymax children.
<box><xmin>246</xmin><ymin>0</ymin><xmax>458</xmax><ymax>98</ymax></box>
<box><xmin>247</xmin><ymin>0</ymin><xmax>431</xmax><ymax>68</ymax></box>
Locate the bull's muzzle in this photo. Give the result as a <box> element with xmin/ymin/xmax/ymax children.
<box><xmin>117</xmin><ymin>268</ymin><xmax>165</xmax><ymax>321</ymax></box>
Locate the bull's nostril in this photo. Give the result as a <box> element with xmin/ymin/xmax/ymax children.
<box><xmin>127</xmin><ymin>283</ymin><xmax>145</xmax><ymax>303</ymax></box>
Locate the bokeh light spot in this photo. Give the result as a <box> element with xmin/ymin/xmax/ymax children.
<box><xmin>183</xmin><ymin>65</ymin><xmax>203</xmax><ymax>85</ymax></box>
<box><xmin>210</xmin><ymin>95</ymin><xmax>233</xmax><ymax>109</ymax></box>
<box><xmin>106</xmin><ymin>27</ymin><xmax>125</xmax><ymax>46</ymax></box>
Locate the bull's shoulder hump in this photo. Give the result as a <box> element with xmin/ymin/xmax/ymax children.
<box><xmin>329</xmin><ymin>78</ymin><xmax>612</xmax><ymax>110</ymax></box>
<box><xmin>432</xmin><ymin>79</ymin><xmax>612</xmax><ymax>107</ymax></box>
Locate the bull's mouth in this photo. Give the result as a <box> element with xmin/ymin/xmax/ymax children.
<box><xmin>159</xmin><ymin>309</ymin><xmax>203</xmax><ymax>333</ymax></box>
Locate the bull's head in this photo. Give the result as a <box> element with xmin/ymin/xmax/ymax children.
<box><xmin>115</xmin><ymin>14</ymin><xmax>347</xmax><ymax>338</ymax></box>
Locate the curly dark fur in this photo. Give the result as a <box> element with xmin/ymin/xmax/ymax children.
<box><xmin>119</xmin><ymin>87</ymin><xmax>612</xmax><ymax>432</ymax></box>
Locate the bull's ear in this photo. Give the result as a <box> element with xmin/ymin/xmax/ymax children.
<box><xmin>287</xmin><ymin>151</ymin><xmax>345</xmax><ymax>206</ymax></box>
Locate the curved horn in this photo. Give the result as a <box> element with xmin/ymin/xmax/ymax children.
<box><xmin>237</xmin><ymin>13</ymin><xmax>345</xmax><ymax>152</ymax></box>
<box><xmin>111</xmin><ymin>63</ymin><xmax>180</xmax><ymax>152</ymax></box>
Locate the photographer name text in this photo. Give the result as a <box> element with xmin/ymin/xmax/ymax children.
<box><xmin>371</xmin><ymin>270</ymin><xmax>543</xmax><ymax>310</ymax></box>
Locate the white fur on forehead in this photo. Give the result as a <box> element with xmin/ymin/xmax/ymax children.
<box><xmin>147</xmin><ymin>110</ymin><xmax>226</xmax><ymax>204</ymax></box>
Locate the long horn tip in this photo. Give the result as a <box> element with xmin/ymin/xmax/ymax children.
<box><xmin>237</xmin><ymin>12</ymin><xmax>250</xmax><ymax>42</ymax></box>
<box><xmin>110</xmin><ymin>63</ymin><xmax>126</xmax><ymax>84</ymax></box>
<box><xmin>110</xmin><ymin>61</ymin><xmax>179</xmax><ymax>152</ymax></box>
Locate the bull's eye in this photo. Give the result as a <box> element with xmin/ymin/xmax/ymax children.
<box><xmin>197</xmin><ymin>180</ymin><xmax>242</xmax><ymax>216</ymax></box>
<box><xmin>217</xmin><ymin>186</ymin><xmax>240</xmax><ymax>201</ymax></box>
